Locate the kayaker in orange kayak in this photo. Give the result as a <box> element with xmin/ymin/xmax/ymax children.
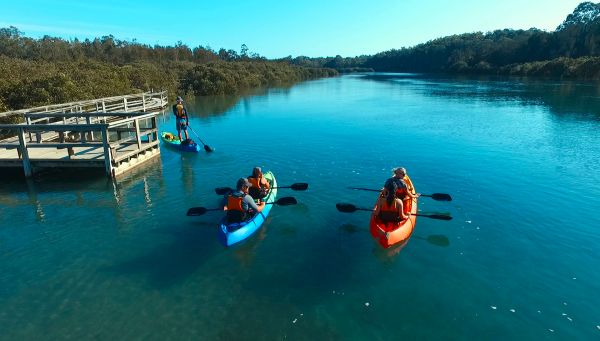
<box><xmin>224</xmin><ymin>178</ymin><xmax>264</xmax><ymax>223</ymax></box>
<box><xmin>373</xmin><ymin>181</ymin><xmax>410</xmax><ymax>223</ymax></box>
<box><xmin>384</xmin><ymin>167</ymin><xmax>421</xmax><ymax>200</ymax></box>
<box><xmin>247</xmin><ymin>167</ymin><xmax>271</xmax><ymax>203</ymax></box>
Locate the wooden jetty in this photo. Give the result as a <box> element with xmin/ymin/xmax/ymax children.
<box><xmin>0</xmin><ymin>91</ymin><xmax>168</xmax><ymax>178</ymax></box>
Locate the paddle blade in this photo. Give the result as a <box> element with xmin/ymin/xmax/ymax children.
<box><xmin>204</xmin><ymin>144</ymin><xmax>214</xmax><ymax>152</ymax></box>
<box><xmin>290</xmin><ymin>183</ymin><xmax>309</xmax><ymax>191</ymax></box>
<box><xmin>429</xmin><ymin>193</ymin><xmax>452</xmax><ymax>201</ymax></box>
<box><xmin>336</xmin><ymin>203</ymin><xmax>358</xmax><ymax>213</ymax></box>
<box><xmin>215</xmin><ymin>187</ymin><xmax>233</xmax><ymax>195</ymax></box>
<box><xmin>275</xmin><ymin>196</ymin><xmax>297</xmax><ymax>206</ymax></box>
<box><xmin>187</xmin><ymin>207</ymin><xmax>208</xmax><ymax>216</ymax></box>
<box><xmin>417</xmin><ymin>213</ymin><xmax>452</xmax><ymax>220</ymax></box>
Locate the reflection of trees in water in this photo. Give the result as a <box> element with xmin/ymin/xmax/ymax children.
<box><xmin>183</xmin><ymin>85</ymin><xmax>294</xmax><ymax>118</ymax></box>
<box><xmin>362</xmin><ymin>74</ymin><xmax>600</xmax><ymax>121</ymax></box>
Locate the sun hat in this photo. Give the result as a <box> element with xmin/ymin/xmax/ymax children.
<box><xmin>236</xmin><ymin>177</ymin><xmax>252</xmax><ymax>190</ymax></box>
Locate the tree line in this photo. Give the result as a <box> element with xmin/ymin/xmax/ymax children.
<box><xmin>289</xmin><ymin>17</ymin><xmax>600</xmax><ymax>79</ymax></box>
<box><xmin>0</xmin><ymin>26</ymin><xmax>337</xmax><ymax>116</ymax></box>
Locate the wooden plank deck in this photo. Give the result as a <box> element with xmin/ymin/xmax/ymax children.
<box><xmin>0</xmin><ymin>92</ymin><xmax>168</xmax><ymax>178</ymax></box>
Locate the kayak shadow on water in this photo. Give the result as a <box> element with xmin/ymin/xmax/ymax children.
<box><xmin>337</xmin><ymin>222</ymin><xmax>451</xmax><ymax>259</ymax></box>
<box><xmin>99</xmin><ymin>222</ymin><xmax>220</xmax><ymax>289</ymax></box>
<box><xmin>227</xmin><ymin>218</ymin><xmax>273</xmax><ymax>268</ymax></box>
<box><xmin>338</xmin><ymin>223</ymin><xmax>364</xmax><ymax>234</ymax></box>
<box><xmin>414</xmin><ymin>234</ymin><xmax>451</xmax><ymax>247</ymax></box>
<box><xmin>372</xmin><ymin>234</ymin><xmax>450</xmax><ymax>261</ymax></box>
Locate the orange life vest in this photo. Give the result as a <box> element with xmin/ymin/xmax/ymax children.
<box><xmin>227</xmin><ymin>194</ymin><xmax>244</xmax><ymax>212</ymax></box>
<box><xmin>379</xmin><ymin>197</ymin><xmax>401</xmax><ymax>223</ymax></box>
<box><xmin>248</xmin><ymin>176</ymin><xmax>263</xmax><ymax>189</ymax></box>
<box><xmin>175</xmin><ymin>104</ymin><xmax>186</xmax><ymax>119</ymax></box>
<box><xmin>380</xmin><ymin>198</ymin><xmax>398</xmax><ymax>212</ymax></box>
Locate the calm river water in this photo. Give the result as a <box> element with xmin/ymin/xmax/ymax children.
<box><xmin>1</xmin><ymin>74</ymin><xmax>599</xmax><ymax>339</ymax></box>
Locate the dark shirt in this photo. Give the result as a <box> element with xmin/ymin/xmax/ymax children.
<box><xmin>384</xmin><ymin>176</ymin><xmax>408</xmax><ymax>191</ymax></box>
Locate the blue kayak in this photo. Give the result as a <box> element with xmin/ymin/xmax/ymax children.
<box><xmin>218</xmin><ymin>171</ymin><xmax>277</xmax><ymax>247</ymax></box>
<box><xmin>160</xmin><ymin>132</ymin><xmax>201</xmax><ymax>152</ymax></box>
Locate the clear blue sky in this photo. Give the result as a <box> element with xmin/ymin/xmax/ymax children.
<box><xmin>0</xmin><ymin>0</ymin><xmax>585</xmax><ymax>58</ymax></box>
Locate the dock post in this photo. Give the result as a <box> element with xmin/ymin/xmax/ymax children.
<box><xmin>25</xmin><ymin>116</ymin><xmax>33</xmax><ymax>141</ymax></box>
<box><xmin>101</xmin><ymin>126</ymin><xmax>113</xmax><ymax>178</ymax></box>
<box><xmin>86</xmin><ymin>116</ymin><xmax>94</xmax><ymax>141</ymax></box>
<box><xmin>17</xmin><ymin>127</ymin><xmax>33</xmax><ymax>177</ymax></box>
<box><xmin>134</xmin><ymin>119</ymin><xmax>142</xmax><ymax>150</ymax></box>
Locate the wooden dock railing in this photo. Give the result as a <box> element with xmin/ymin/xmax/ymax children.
<box><xmin>0</xmin><ymin>112</ymin><xmax>161</xmax><ymax>178</ymax></box>
<box><xmin>0</xmin><ymin>91</ymin><xmax>168</xmax><ymax>178</ymax></box>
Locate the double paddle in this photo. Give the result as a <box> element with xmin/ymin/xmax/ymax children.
<box><xmin>335</xmin><ymin>203</ymin><xmax>452</xmax><ymax>220</ymax></box>
<box><xmin>347</xmin><ymin>187</ymin><xmax>452</xmax><ymax>201</ymax></box>
<box><xmin>187</xmin><ymin>125</ymin><xmax>214</xmax><ymax>152</ymax></box>
<box><xmin>214</xmin><ymin>182</ymin><xmax>308</xmax><ymax>195</ymax></box>
<box><xmin>187</xmin><ymin>196</ymin><xmax>297</xmax><ymax>216</ymax></box>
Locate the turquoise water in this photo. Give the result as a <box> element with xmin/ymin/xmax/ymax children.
<box><xmin>1</xmin><ymin>74</ymin><xmax>599</xmax><ymax>339</ymax></box>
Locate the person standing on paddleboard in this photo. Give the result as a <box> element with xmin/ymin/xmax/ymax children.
<box><xmin>172</xmin><ymin>96</ymin><xmax>190</xmax><ymax>143</ymax></box>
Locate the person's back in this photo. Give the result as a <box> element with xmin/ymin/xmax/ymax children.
<box><xmin>247</xmin><ymin>167</ymin><xmax>270</xmax><ymax>201</ymax></box>
<box><xmin>378</xmin><ymin>195</ymin><xmax>402</xmax><ymax>223</ymax></box>
<box><xmin>226</xmin><ymin>191</ymin><xmax>247</xmax><ymax>223</ymax></box>
<box><xmin>172</xmin><ymin>96</ymin><xmax>189</xmax><ymax>141</ymax></box>
<box><xmin>174</xmin><ymin>103</ymin><xmax>186</xmax><ymax>119</ymax></box>
<box><xmin>374</xmin><ymin>181</ymin><xmax>409</xmax><ymax>223</ymax></box>
<box><xmin>224</xmin><ymin>178</ymin><xmax>263</xmax><ymax>223</ymax></box>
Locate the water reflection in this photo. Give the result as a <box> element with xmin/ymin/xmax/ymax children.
<box><xmin>372</xmin><ymin>239</ymin><xmax>410</xmax><ymax>261</ymax></box>
<box><xmin>101</xmin><ymin>221</ymin><xmax>218</xmax><ymax>289</ymax></box>
<box><xmin>361</xmin><ymin>73</ymin><xmax>600</xmax><ymax>121</ymax></box>
<box><xmin>179</xmin><ymin>84</ymin><xmax>296</xmax><ymax>119</ymax></box>
<box><xmin>0</xmin><ymin>158</ymin><xmax>164</xmax><ymax>229</ymax></box>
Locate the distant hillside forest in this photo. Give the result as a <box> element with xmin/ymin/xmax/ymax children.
<box><xmin>0</xmin><ymin>26</ymin><xmax>337</xmax><ymax>114</ymax></box>
<box><xmin>290</xmin><ymin>19</ymin><xmax>600</xmax><ymax>79</ymax></box>
<box><xmin>3</xmin><ymin>2</ymin><xmax>600</xmax><ymax>115</ymax></box>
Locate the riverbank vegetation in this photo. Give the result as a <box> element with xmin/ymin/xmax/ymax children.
<box><xmin>0</xmin><ymin>26</ymin><xmax>336</xmax><ymax>116</ymax></box>
<box><xmin>292</xmin><ymin>26</ymin><xmax>600</xmax><ymax>79</ymax></box>
<box><xmin>291</xmin><ymin>3</ymin><xmax>600</xmax><ymax>79</ymax></box>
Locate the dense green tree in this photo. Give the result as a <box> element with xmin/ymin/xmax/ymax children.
<box><xmin>0</xmin><ymin>28</ymin><xmax>337</xmax><ymax>112</ymax></box>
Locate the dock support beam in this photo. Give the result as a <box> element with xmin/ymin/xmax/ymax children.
<box><xmin>101</xmin><ymin>127</ymin><xmax>113</xmax><ymax>177</ymax></box>
<box><xmin>17</xmin><ymin>128</ymin><xmax>32</xmax><ymax>177</ymax></box>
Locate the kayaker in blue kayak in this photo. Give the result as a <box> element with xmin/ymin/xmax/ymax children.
<box><xmin>172</xmin><ymin>96</ymin><xmax>190</xmax><ymax>143</ymax></box>
<box><xmin>247</xmin><ymin>167</ymin><xmax>271</xmax><ymax>203</ymax></box>
<box><xmin>225</xmin><ymin>178</ymin><xmax>264</xmax><ymax>223</ymax></box>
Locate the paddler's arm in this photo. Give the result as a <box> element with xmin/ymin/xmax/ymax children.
<box><xmin>244</xmin><ymin>195</ymin><xmax>266</xmax><ymax>219</ymax></box>
<box><xmin>372</xmin><ymin>200</ymin><xmax>380</xmax><ymax>218</ymax></box>
<box><xmin>244</xmin><ymin>195</ymin><xmax>263</xmax><ymax>213</ymax></box>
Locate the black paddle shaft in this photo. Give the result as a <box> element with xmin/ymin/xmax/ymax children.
<box><xmin>347</xmin><ymin>187</ymin><xmax>452</xmax><ymax>201</ymax></box>
<box><xmin>188</xmin><ymin>126</ymin><xmax>213</xmax><ymax>152</ymax></box>
<box><xmin>215</xmin><ymin>183</ymin><xmax>308</xmax><ymax>195</ymax></box>
<box><xmin>335</xmin><ymin>203</ymin><xmax>452</xmax><ymax>220</ymax></box>
<box><xmin>187</xmin><ymin>196</ymin><xmax>297</xmax><ymax>216</ymax></box>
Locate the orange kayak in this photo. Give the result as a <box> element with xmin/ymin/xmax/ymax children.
<box><xmin>369</xmin><ymin>175</ymin><xmax>418</xmax><ymax>248</ymax></box>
